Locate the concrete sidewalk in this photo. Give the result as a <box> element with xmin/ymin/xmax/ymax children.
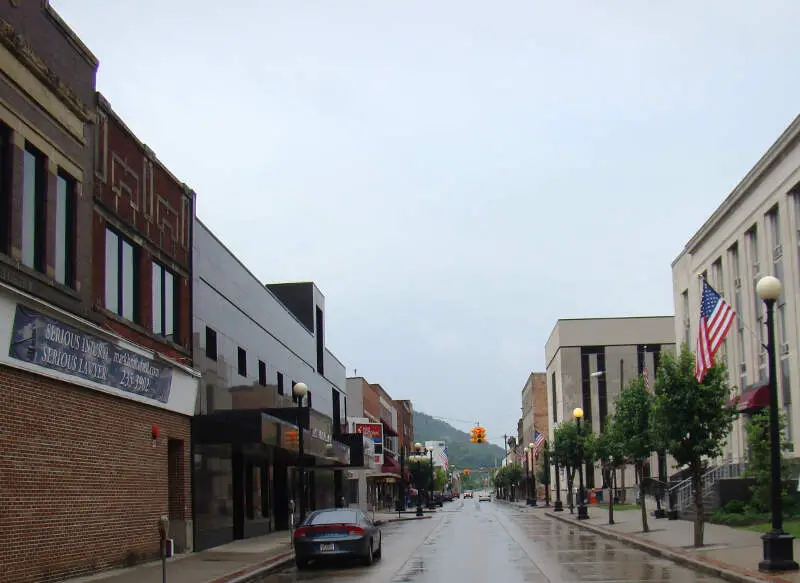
<box><xmin>545</xmin><ymin>506</ymin><xmax>800</xmax><ymax>583</ymax></box>
<box><xmin>63</xmin><ymin>531</ymin><xmax>294</xmax><ymax>583</ymax></box>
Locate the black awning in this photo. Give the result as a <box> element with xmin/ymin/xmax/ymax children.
<box><xmin>192</xmin><ymin>409</ymin><xmax>350</xmax><ymax>465</ymax></box>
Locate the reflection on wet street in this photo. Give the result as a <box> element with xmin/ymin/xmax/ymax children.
<box><xmin>257</xmin><ymin>499</ymin><xmax>729</xmax><ymax>583</ymax></box>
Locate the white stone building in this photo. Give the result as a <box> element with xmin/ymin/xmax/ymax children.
<box><xmin>672</xmin><ymin>114</ymin><xmax>800</xmax><ymax>461</ymax></box>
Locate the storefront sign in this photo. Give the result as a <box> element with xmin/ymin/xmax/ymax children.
<box><xmin>312</xmin><ymin>427</ymin><xmax>332</xmax><ymax>443</ymax></box>
<box><xmin>7</xmin><ymin>305</ymin><xmax>172</xmax><ymax>403</ymax></box>
<box><xmin>354</xmin><ymin>422</ymin><xmax>383</xmax><ymax>465</ymax></box>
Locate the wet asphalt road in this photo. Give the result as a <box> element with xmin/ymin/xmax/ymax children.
<box><xmin>259</xmin><ymin>498</ymin><xmax>728</xmax><ymax>583</ymax></box>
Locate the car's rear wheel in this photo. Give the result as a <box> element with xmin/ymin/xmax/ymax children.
<box><xmin>362</xmin><ymin>539</ymin><xmax>374</xmax><ymax>565</ymax></box>
<box><xmin>374</xmin><ymin>534</ymin><xmax>382</xmax><ymax>559</ymax></box>
<box><xmin>295</xmin><ymin>557</ymin><xmax>310</xmax><ymax>570</ymax></box>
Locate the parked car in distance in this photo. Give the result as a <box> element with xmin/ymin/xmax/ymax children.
<box><xmin>479</xmin><ymin>493</ymin><xmax>491</xmax><ymax>502</ymax></box>
<box><xmin>464</xmin><ymin>491</ymin><xmax>473</xmax><ymax>498</ymax></box>
<box><xmin>293</xmin><ymin>508</ymin><xmax>382</xmax><ymax>569</ymax></box>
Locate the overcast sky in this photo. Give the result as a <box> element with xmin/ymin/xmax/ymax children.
<box><xmin>55</xmin><ymin>0</ymin><xmax>800</xmax><ymax>443</ymax></box>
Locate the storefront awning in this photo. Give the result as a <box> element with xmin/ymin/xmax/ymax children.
<box><xmin>192</xmin><ymin>409</ymin><xmax>350</xmax><ymax>465</ymax></box>
<box><xmin>381</xmin><ymin>456</ymin><xmax>401</xmax><ymax>476</ymax></box>
<box><xmin>735</xmin><ymin>382</ymin><xmax>770</xmax><ymax>413</ymax></box>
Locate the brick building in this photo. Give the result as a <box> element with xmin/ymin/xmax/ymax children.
<box><xmin>393</xmin><ymin>398</ymin><xmax>414</xmax><ymax>453</ymax></box>
<box><xmin>0</xmin><ymin>4</ymin><xmax>198</xmax><ymax>582</ymax></box>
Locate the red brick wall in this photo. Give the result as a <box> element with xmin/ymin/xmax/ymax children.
<box><xmin>363</xmin><ymin>383</ymin><xmax>380</xmax><ymax>421</ymax></box>
<box><xmin>0</xmin><ymin>365</ymin><xmax>192</xmax><ymax>583</ymax></box>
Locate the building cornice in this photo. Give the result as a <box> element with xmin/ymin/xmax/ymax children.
<box><xmin>0</xmin><ymin>17</ymin><xmax>95</xmax><ymax>123</ymax></box>
<box><xmin>674</xmin><ymin>114</ymin><xmax>800</xmax><ymax>266</ymax></box>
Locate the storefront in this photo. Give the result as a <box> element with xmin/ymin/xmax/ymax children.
<box><xmin>0</xmin><ymin>283</ymin><xmax>199</xmax><ymax>582</ymax></box>
<box><xmin>191</xmin><ymin>407</ymin><xmax>351</xmax><ymax>551</ymax></box>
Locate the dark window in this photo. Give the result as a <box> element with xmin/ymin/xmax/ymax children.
<box><xmin>238</xmin><ymin>347</ymin><xmax>247</xmax><ymax>377</ymax></box>
<box><xmin>152</xmin><ymin>261</ymin><xmax>178</xmax><ymax>342</ymax></box>
<box><xmin>332</xmin><ymin>388</ymin><xmax>341</xmax><ymax>437</ymax></box>
<box><xmin>551</xmin><ymin>373</ymin><xmax>557</xmax><ymax>423</ymax></box>
<box><xmin>277</xmin><ymin>372</ymin><xmax>284</xmax><ymax>395</ymax></box>
<box><xmin>54</xmin><ymin>170</ymin><xmax>77</xmax><ymax>288</ymax></box>
<box><xmin>315</xmin><ymin>306</ymin><xmax>324</xmax><ymax>375</ymax></box>
<box><xmin>105</xmin><ymin>227</ymin><xmax>138</xmax><ymax>322</ymax></box>
<box><xmin>205</xmin><ymin>327</ymin><xmax>217</xmax><ymax>360</ymax></box>
<box><xmin>306</xmin><ymin>509</ymin><xmax>358</xmax><ymax>525</ymax></box>
<box><xmin>307</xmin><ymin>390</ymin><xmax>312</xmax><ymax>409</ymax></box>
<box><xmin>258</xmin><ymin>360</ymin><xmax>266</xmax><ymax>386</ymax></box>
<box><xmin>22</xmin><ymin>143</ymin><xmax>46</xmax><ymax>273</ymax></box>
<box><xmin>0</xmin><ymin>124</ymin><xmax>10</xmax><ymax>254</ymax></box>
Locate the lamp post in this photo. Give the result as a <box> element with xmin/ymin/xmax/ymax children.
<box><xmin>412</xmin><ymin>443</ymin><xmax>426</xmax><ymax>516</ymax></box>
<box><xmin>553</xmin><ymin>436</ymin><xmax>563</xmax><ymax>511</ymax></box>
<box><xmin>293</xmin><ymin>382</ymin><xmax>309</xmax><ymax>523</ymax></box>
<box><xmin>756</xmin><ymin>276</ymin><xmax>799</xmax><ymax>573</ymax></box>
<box><xmin>574</xmin><ymin>407</ymin><xmax>589</xmax><ymax>520</ymax></box>
<box><xmin>523</xmin><ymin>447</ymin><xmax>531</xmax><ymax>505</ymax></box>
<box><xmin>528</xmin><ymin>442</ymin><xmax>538</xmax><ymax>507</ymax></box>
<box><xmin>543</xmin><ymin>441</ymin><xmax>551</xmax><ymax>506</ymax></box>
<box><xmin>428</xmin><ymin>446</ymin><xmax>436</xmax><ymax>508</ymax></box>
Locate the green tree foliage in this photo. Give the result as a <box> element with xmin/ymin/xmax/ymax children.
<box><xmin>434</xmin><ymin>467</ymin><xmax>447</xmax><ymax>492</ymax></box>
<box><xmin>407</xmin><ymin>458</ymin><xmax>433</xmax><ymax>491</ymax></box>
<box><xmin>613</xmin><ymin>377</ymin><xmax>655</xmax><ymax>532</ymax></box>
<box><xmin>594</xmin><ymin>418</ymin><xmax>626</xmax><ymax>524</ymax></box>
<box><xmin>744</xmin><ymin>409</ymin><xmax>793</xmax><ymax>512</ymax></box>
<box><xmin>493</xmin><ymin>463</ymin><xmax>523</xmax><ymax>489</ymax></box>
<box><xmin>652</xmin><ymin>345</ymin><xmax>738</xmax><ymax>547</ymax></box>
<box><xmin>552</xmin><ymin>420</ymin><xmax>594</xmax><ymax>510</ymax></box>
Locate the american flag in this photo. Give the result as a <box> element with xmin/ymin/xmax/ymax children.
<box><xmin>533</xmin><ymin>431</ymin><xmax>545</xmax><ymax>454</ymax></box>
<box><xmin>695</xmin><ymin>279</ymin><xmax>736</xmax><ymax>383</ymax></box>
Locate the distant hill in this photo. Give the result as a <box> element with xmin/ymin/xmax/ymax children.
<box><xmin>412</xmin><ymin>411</ymin><xmax>505</xmax><ymax>471</ymax></box>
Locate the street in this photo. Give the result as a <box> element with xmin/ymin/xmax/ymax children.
<box><xmin>255</xmin><ymin>498</ymin><xmax>728</xmax><ymax>582</ymax></box>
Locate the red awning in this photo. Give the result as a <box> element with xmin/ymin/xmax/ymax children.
<box><xmin>381</xmin><ymin>456</ymin><xmax>401</xmax><ymax>476</ymax></box>
<box><xmin>735</xmin><ymin>382</ymin><xmax>770</xmax><ymax>413</ymax></box>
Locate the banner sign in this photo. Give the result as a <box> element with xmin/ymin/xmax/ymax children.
<box><xmin>8</xmin><ymin>305</ymin><xmax>173</xmax><ymax>403</ymax></box>
<box><xmin>354</xmin><ymin>422</ymin><xmax>383</xmax><ymax>465</ymax></box>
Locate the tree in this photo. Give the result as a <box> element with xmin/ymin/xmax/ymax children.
<box><xmin>744</xmin><ymin>409</ymin><xmax>793</xmax><ymax>512</ymax></box>
<box><xmin>652</xmin><ymin>345</ymin><xmax>738</xmax><ymax>547</ymax></box>
<box><xmin>552</xmin><ymin>421</ymin><xmax>593</xmax><ymax>512</ymax></box>
<box><xmin>595</xmin><ymin>416</ymin><xmax>625</xmax><ymax>525</ymax></box>
<box><xmin>434</xmin><ymin>467</ymin><xmax>447</xmax><ymax>492</ymax></box>
<box><xmin>614</xmin><ymin>376</ymin><xmax>656</xmax><ymax>532</ymax></box>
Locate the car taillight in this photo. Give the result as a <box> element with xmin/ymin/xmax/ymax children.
<box><xmin>293</xmin><ymin>527</ymin><xmax>308</xmax><ymax>538</ymax></box>
<box><xmin>347</xmin><ymin>527</ymin><xmax>365</xmax><ymax>536</ymax></box>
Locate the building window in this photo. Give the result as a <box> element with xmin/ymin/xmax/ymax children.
<box><xmin>258</xmin><ymin>360</ymin><xmax>266</xmax><ymax>386</ymax></box>
<box><xmin>152</xmin><ymin>261</ymin><xmax>178</xmax><ymax>342</ymax></box>
<box><xmin>0</xmin><ymin>124</ymin><xmax>12</xmax><ymax>255</ymax></box>
<box><xmin>747</xmin><ymin>226</ymin><xmax>760</xmax><ymax>275</ymax></box>
<box><xmin>205</xmin><ymin>327</ymin><xmax>217</xmax><ymax>360</ymax></box>
<box><xmin>54</xmin><ymin>171</ymin><xmax>77</xmax><ymax>287</ymax></box>
<box><xmin>277</xmin><ymin>372</ymin><xmax>284</xmax><ymax>395</ymax></box>
<box><xmin>237</xmin><ymin>347</ymin><xmax>247</xmax><ymax>377</ymax></box>
<box><xmin>105</xmin><ymin>228</ymin><xmax>138</xmax><ymax>322</ymax></box>
<box><xmin>22</xmin><ymin>144</ymin><xmax>46</xmax><ymax>273</ymax></box>
<box><xmin>551</xmin><ymin>372</ymin><xmax>557</xmax><ymax>423</ymax></box>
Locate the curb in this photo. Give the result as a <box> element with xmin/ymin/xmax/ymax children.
<box><xmin>545</xmin><ymin>512</ymin><xmax>791</xmax><ymax>583</ymax></box>
<box><xmin>209</xmin><ymin>550</ymin><xmax>295</xmax><ymax>583</ymax></box>
<box><xmin>386</xmin><ymin>515</ymin><xmax>433</xmax><ymax>523</ymax></box>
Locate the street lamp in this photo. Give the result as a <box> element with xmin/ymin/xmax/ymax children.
<box><xmin>573</xmin><ymin>407</ymin><xmax>589</xmax><ymax>520</ymax></box>
<box><xmin>523</xmin><ymin>446</ymin><xmax>531</xmax><ymax>505</ymax></box>
<box><xmin>756</xmin><ymin>275</ymin><xmax>799</xmax><ymax>573</ymax></box>
<box><xmin>293</xmin><ymin>381</ymin><xmax>309</xmax><ymax>522</ymax></box>
<box><xmin>411</xmin><ymin>442</ymin><xmax>427</xmax><ymax>516</ymax></box>
<box><xmin>528</xmin><ymin>442</ymin><xmax>537</xmax><ymax>507</ymax></box>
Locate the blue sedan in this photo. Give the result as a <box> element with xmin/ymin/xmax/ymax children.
<box><xmin>293</xmin><ymin>508</ymin><xmax>382</xmax><ymax>569</ymax></box>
